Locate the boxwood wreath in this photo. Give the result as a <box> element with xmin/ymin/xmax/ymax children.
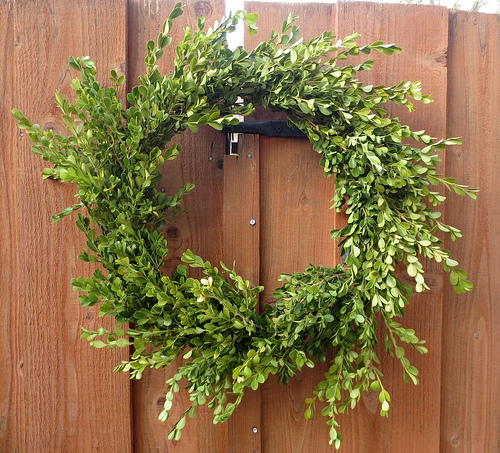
<box><xmin>13</xmin><ymin>4</ymin><xmax>477</xmax><ymax>449</ymax></box>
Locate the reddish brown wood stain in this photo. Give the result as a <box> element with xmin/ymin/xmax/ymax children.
<box><xmin>0</xmin><ymin>0</ymin><xmax>131</xmax><ymax>452</ymax></box>
<box><xmin>223</xmin><ymin>134</ymin><xmax>262</xmax><ymax>453</ymax></box>
<box><xmin>245</xmin><ymin>2</ymin><xmax>448</xmax><ymax>452</ymax></box>
<box><xmin>127</xmin><ymin>1</ymin><xmax>229</xmax><ymax>452</ymax></box>
<box><xmin>441</xmin><ymin>11</ymin><xmax>500</xmax><ymax>453</ymax></box>
<box><xmin>0</xmin><ymin>1</ymin><xmax>498</xmax><ymax>452</ymax></box>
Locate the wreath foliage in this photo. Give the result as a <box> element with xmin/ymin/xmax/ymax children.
<box><xmin>13</xmin><ymin>4</ymin><xmax>477</xmax><ymax>449</ymax></box>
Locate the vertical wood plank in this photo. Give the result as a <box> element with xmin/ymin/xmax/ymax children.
<box><xmin>259</xmin><ymin>136</ymin><xmax>339</xmax><ymax>453</ymax></box>
<box><xmin>0</xmin><ymin>1</ymin><xmax>16</xmax><ymax>448</ymax></box>
<box><xmin>127</xmin><ymin>1</ymin><xmax>229</xmax><ymax>452</ymax></box>
<box><xmin>223</xmin><ymin>135</ymin><xmax>262</xmax><ymax>453</ymax></box>
<box><xmin>245</xmin><ymin>4</ymin><xmax>339</xmax><ymax>451</ymax></box>
<box><xmin>245</xmin><ymin>2</ymin><xmax>449</xmax><ymax>452</ymax></box>
<box><xmin>0</xmin><ymin>1</ymin><xmax>131</xmax><ymax>452</ymax></box>
<box><xmin>333</xmin><ymin>4</ymin><xmax>449</xmax><ymax>453</ymax></box>
<box><xmin>441</xmin><ymin>11</ymin><xmax>500</xmax><ymax>453</ymax></box>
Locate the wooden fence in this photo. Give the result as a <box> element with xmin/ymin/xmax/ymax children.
<box><xmin>0</xmin><ymin>1</ymin><xmax>498</xmax><ymax>452</ymax></box>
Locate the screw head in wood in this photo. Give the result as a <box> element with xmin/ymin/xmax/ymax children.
<box><xmin>249</xmin><ymin>219</ymin><xmax>256</xmax><ymax>226</ymax></box>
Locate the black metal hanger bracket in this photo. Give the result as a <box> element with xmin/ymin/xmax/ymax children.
<box><xmin>222</xmin><ymin>120</ymin><xmax>306</xmax><ymax>155</ymax></box>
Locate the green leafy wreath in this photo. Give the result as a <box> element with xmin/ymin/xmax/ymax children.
<box><xmin>13</xmin><ymin>4</ymin><xmax>477</xmax><ymax>449</ymax></box>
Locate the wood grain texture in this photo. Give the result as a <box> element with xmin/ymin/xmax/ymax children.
<box><xmin>245</xmin><ymin>6</ymin><xmax>341</xmax><ymax>451</ymax></box>
<box><xmin>332</xmin><ymin>4</ymin><xmax>449</xmax><ymax>453</ymax></box>
<box><xmin>131</xmin><ymin>128</ymin><xmax>227</xmax><ymax>453</ymax></box>
<box><xmin>223</xmin><ymin>135</ymin><xmax>262</xmax><ymax>453</ymax></box>
<box><xmin>259</xmin><ymin>136</ymin><xmax>339</xmax><ymax>453</ymax></box>
<box><xmin>245</xmin><ymin>2</ymin><xmax>449</xmax><ymax>451</ymax></box>
<box><xmin>441</xmin><ymin>11</ymin><xmax>500</xmax><ymax>453</ymax></box>
<box><xmin>0</xmin><ymin>1</ymin><xmax>497</xmax><ymax>452</ymax></box>
<box><xmin>0</xmin><ymin>1</ymin><xmax>16</xmax><ymax>447</ymax></box>
<box><xmin>0</xmin><ymin>1</ymin><xmax>131</xmax><ymax>452</ymax></box>
<box><xmin>126</xmin><ymin>1</ymin><xmax>229</xmax><ymax>451</ymax></box>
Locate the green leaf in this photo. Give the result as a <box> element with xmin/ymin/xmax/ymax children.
<box><xmin>91</xmin><ymin>340</ymin><xmax>107</xmax><ymax>349</ymax></box>
<box><xmin>244</xmin><ymin>13</ymin><xmax>259</xmax><ymax>34</ymax></box>
<box><xmin>158</xmin><ymin>34</ymin><xmax>172</xmax><ymax>48</ymax></box>
<box><xmin>115</xmin><ymin>338</ymin><xmax>130</xmax><ymax>347</ymax></box>
<box><xmin>407</xmin><ymin>264</ymin><xmax>418</xmax><ymax>278</ymax></box>
<box><xmin>169</xmin><ymin>2</ymin><xmax>184</xmax><ymax>20</ymax></box>
<box><xmin>297</xmin><ymin>100</ymin><xmax>311</xmax><ymax>114</ymax></box>
<box><xmin>244</xmin><ymin>13</ymin><xmax>259</xmax><ymax>26</ymax></box>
